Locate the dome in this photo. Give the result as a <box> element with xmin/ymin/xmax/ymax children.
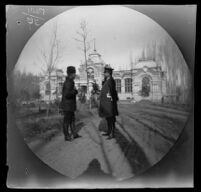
<box><xmin>88</xmin><ymin>49</ymin><xmax>104</xmax><ymax>64</ymax></box>
<box><xmin>55</xmin><ymin>69</ymin><xmax>64</xmax><ymax>76</ymax></box>
<box><xmin>134</xmin><ymin>60</ymin><xmax>157</xmax><ymax>69</ymax></box>
<box><xmin>50</xmin><ymin>69</ymin><xmax>64</xmax><ymax>76</ymax></box>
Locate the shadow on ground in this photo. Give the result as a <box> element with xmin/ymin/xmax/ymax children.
<box><xmin>98</xmin><ymin>119</ymin><xmax>151</xmax><ymax>176</ymax></box>
<box><xmin>74</xmin><ymin>121</ymin><xmax>85</xmax><ymax>135</ymax></box>
<box><xmin>115</xmin><ymin>128</ymin><xmax>151</xmax><ymax>175</ymax></box>
<box><xmin>98</xmin><ymin>118</ymin><xmax>108</xmax><ymax>132</ymax></box>
<box><xmin>80</xmin><ymin>159</ymin><xmax>112</xmax><ymax>179</ymax></box>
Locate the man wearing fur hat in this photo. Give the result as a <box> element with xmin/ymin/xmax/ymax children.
<box><xmin>61</xmin><ymin>66</ymin><xmax>80</xmax><ymax>141</ymax></box>
<box><xmin>99</xmin><ymin>64</ymin><xmax>119</xmax><ymax>139</ymax></box>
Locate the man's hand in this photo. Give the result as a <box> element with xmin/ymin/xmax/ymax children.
<box><xmin>74</xmin><ymin>89</ymin><xmax>78</xmax><ymax>95</ymax></box>
<box><xmin>106</xmin><ymin>92</ymin><xmax>112</xmax><ymax>101</ymax></box>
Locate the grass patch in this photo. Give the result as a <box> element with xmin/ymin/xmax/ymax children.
<box><xmin>16</xmin><ymin>106</ymin><xmax>89</xmax><ymax>144</ymax></box>
<box><xmin>18</xmin><ymin>115</ymin><xmax>63</xmax><ymax>143</ymax></box>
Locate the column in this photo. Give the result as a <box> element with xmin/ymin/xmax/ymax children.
<box><xmin>121</xmin><ymin>78</ymin><xmax>125</xmax><ymax>93</ymax></box>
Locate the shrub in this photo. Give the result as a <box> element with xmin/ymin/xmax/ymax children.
<box><xmin>20</xmin><ymin>116</ymin><xmax>63</xmax><ymax>142</ymax></box>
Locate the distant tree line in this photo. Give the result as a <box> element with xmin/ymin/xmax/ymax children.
<box><xmin>13</xmin><ymin>71</ymin><xmax>41</xmax><ymax>102</ymax></box>
<box><xmin>137</xmin><ymin>36</ymin><xmax>192</xmax><ymax>104</ymax></box>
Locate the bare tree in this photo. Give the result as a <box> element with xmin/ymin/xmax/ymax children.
<box><xmin>141</xmin><ymin>48</ymin><xmax>146</xmax><ymax>61</ymax></box>
<box><xmin>145</xmin><ymin>41</ymin><xmax>156</xmax><ymax>61</ymax></box>
<box><xmin>138</xmin><ymin>37</ymin><xmax>191</xmax><ymax>104</ymax></box>
<box><xmin>154</xmin><ymin>37</ymin><xmax>191</xmax><ymax>104</ymax></box>
<box><xmin>74</xmin><ymin>20</ymin><xmax>92</xmax><ymax>101</ymax></box>
<box><xmin>39</xmin><ymin>20</ymin><xmax>63</xmax><ymax>116</ymax></box>
<box><xmin>129</xmin><ymin>51</ymin><xmax>134</xmax><ymax>100</ymax></box>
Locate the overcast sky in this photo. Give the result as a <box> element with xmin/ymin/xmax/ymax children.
<box><xmin>14</xmin><ymin>5</ymin><xmax>169</xmax><ymax>75</ymax></box>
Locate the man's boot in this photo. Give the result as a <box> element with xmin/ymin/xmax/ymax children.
<box><xmin>102</xmin><ymin>127</ymin><xmax>110</xmax><ymax>136</ymax></box>
<box><xmin>63</xmin><ymin>122</ymin><xmax>71</xmax><ymax>141</ymax></box>
<box><xmin>107</xmin><ymin>123</ymin><xmax>115</xmax><ymax>140</ymax></box>
<box><xmin>111</xmin><ymin>122</ymin><xmax>115</xmax><ymax>138</ymax></box>
<box><xmin>71</xmin><ymin>121</ymin><xmax>81</xmax><ymax>139</ymax></box>
<box><xmin>102</xmin><ymin>132</ymin><xmax>110</xmax><ymax>136</ymax></box>
<box><xmin>103</xmin><ymin>119</ymin><xmax>111</xmax><ymax>136</ymax></box>
<box><xmin>102</xmin><ymin>130</ymin><xmax>110</xmax><ymax>136</ymax></box>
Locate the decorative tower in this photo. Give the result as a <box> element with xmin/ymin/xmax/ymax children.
<box><xmin>78</xmin><ymin>39</ymin><xmax>105</xmax><ymax>93</ymax></box>
<box><xmin>87</xmin><ymin>39</ymin><xmax>105</xmax><ymax>91</ymax></box>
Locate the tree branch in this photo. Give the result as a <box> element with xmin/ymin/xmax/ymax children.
<box><xmin>73</xmin><ymin>37</ymin><xmax>83</xmax><ymax>43</ymax></box>
<box><xmin>40</xmin><ymin>49</ymin><xmax>49</xmax><ymax>65</ymax></box>
<box><xmin>76</xmin><ymin>31</ymin><xmax>84</xmax><ymax>38</ymax></box>
<box><xmin>77</xmin><ymin>46</ymin><xmax>84</xmax><ymax>51</ymax></box>
<box><xmin>86</xmin><ymin>43</ymin><xmax>90</xmax><ymax>52</ymax></box>
<box><xmin>53</xmin><ymin>40</ymin><xmax>59</xmax><ymax>65</ymax></box>
<box><xmin>40</xmin><ymin>65</ymin><xmax>47</xmax><ymax>75</ymax></box>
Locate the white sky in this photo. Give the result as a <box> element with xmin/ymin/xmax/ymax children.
<box><xmin>14</xmin><ymin>5</ymin><xmax>168</xmax><ymax>75</ymax></box>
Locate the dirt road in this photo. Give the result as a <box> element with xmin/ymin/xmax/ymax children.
<box><xmin>27</xmin><ymin>102</ymin><xmax>190</xmax><ymax>180</ymax></box>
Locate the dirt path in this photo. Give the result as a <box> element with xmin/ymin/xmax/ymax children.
<box><xmin>29</xmin><ymin>109</ymin><xmax>134</xmax><ymax>179</ymax></box>
<box><xmin>27</xmin><ymin>102</ymin><xmax>189</xmax><ymax>180</ymax></box>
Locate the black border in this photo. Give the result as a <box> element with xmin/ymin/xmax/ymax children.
<box><xmin>4</xmin><ymin>2</ymin><xmax>198</xmax><ymax>190</ymax></box>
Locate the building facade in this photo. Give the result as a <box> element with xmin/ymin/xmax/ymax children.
<box><xmin>39</xmin><ymin>69</ymin><xmax>65</xmax><ymax>102</ymax></box>
<box><xmin>112</xmin><ymin>61</ymin><xmax>167</xmax><ymax>101</ymax></box>
<box><xmin>76</xmin><ymin>48</ymin><xmax>106</xmax><ymax>94</ymax></box>
<box><xmin>39</xmin><ymin>48</ymin><xmax>167</xmax><ymax>102</ymax></box>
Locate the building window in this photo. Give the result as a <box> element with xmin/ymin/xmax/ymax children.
<box><xmin>115</xmin><ymin>79</ymin><xmax>121</xmax><ymax>93</ymax></box>
<box><xmin>125</xmin><ymin>78</ymin><xmax>132</xmax><ymax>93</ymax></box>
<box><xmin>87</xmin><ymin>67</ymin><xmax>94</xmax><ymax>80</ymax></box>
<box><xmin>161</xmin><ymin>72</ymin><xmax>164</xmax><ymax>78</ymax></box>
<box><xmin>141</xmin><ymin>76</ymin><xmax>150</xmax><ymax>97</ymax></box>
<box><xmin>153</xmin><ymin>84</ymin><xmax>160</xmax><ymax>93</ymax></box>
<box><xmin>59</xmin><ymin>82</ymin><xmax>63</xmax><ymax>95</ymax></box>
<box><xmin>45</xmin><ymin>82</ymin><xmax>51</xmax><ymax>95</ymax></box>
<box><xmin>57</xmin><ymin>76</ymin><xmax>63</xmax><ymax>81</ymax></box>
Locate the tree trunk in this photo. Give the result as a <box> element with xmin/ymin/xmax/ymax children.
<box><xmin>84</xmin><ymin>39</ymin><xmax>91</xmax><ymax>109</ymax></box>
<box><xmin>47</xmin><ymin>74</ymin><xmax>51</xmax><ymax>117</ymax></box>
<box><xmin>38</xmin><ymin>98</ymin><xmax>41</xmax><ymax>112</ymax></box>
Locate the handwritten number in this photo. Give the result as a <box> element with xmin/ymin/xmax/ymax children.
<box><xmin>39</xmin><ymin>8</ymin><xmax>45</xmax><ymax>15</ymax></box>
<box><xmin>23</xmin><ymin>7</ymin><xmax>45</xmax><ymax>27</ymax></box>
<box><xmin>27</xmin><ymin>16</ymin><xmax>33</xmax><ymax>25</ymax></box>
<box><xmin>34</xmin><ymin>18</ymin><xmax>40</xmax><ymax>26</ymax></box>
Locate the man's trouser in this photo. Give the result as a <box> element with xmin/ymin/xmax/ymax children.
<box><xmin>63</xmin><ymin>111</ymin><xmax>75</xmax><ymax>138</ymax></box>
<box><xmin>106</xmin><ymin>116</ymin><xmax>116</xmax><ymax>136</ymax></box>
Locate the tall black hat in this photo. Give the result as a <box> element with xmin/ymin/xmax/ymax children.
<box><xmin>67</xmin><ymin>66</ymin><xmax>76</xmax><ymax>74</ymax></box>
<box><xmin>104</xmin><ymin>64</ymin><xmax>114</xmax><ymax>73</ymax></box>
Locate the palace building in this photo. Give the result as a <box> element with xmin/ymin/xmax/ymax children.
<box><xmin>39</xmin><ymin>46</ymin><xmax>167</xmax><ymax>102</ymax></box>
<box><xmin>112</xmin><ymin>60</ymin><xmax>167</xmax><ymax>101</ymax></box>
<box><xmin>39</xmin><ymin>69</ymin><xmax>65</xmax><ymax>102</ymax></box>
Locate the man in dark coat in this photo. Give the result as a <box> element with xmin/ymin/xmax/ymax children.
<box><xmin>99</xmin><ymin>64</ymin><xmax>119</xmax><ymax>139</ymax></box>
<box><xmin>61</xmin><ymin>66</ymin><xmax>80</xmax><ymax>141</ymax></box>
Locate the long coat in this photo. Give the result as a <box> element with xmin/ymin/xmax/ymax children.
<box><xmin>98</xmin><ymin>77</ymin><xmax>119</xmax><ymax>118</ymax></box>
<box><xmin>61</xmin><ymin>76</ymin><xmax>78</xmax><ymax>112</ymax></box>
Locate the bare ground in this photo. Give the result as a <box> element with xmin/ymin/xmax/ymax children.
<box><xmin>17</xmin><ymin>102</ymin><xmax>190</xmax><ymax>180</ymax></box>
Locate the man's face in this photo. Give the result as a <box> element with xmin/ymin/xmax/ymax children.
<box><xmin>104</xmin><ymin>71</ymin><xmax>110</xmax><ymax>78</ymax></box>
<box><xmin>68</xmin><ymin>73</ymin><xmax>76</xmax><ymax>80</ymax></box>
<box><xmin>71</xmin><ymin>73</ymin><xmax>76</xmax><ymax>79</ymax></box>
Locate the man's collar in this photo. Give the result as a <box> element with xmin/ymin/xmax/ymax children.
<box><xmin>66</xmin><ymin>76</ymin><xmax>72</xmax><ymax>80</ymax></box>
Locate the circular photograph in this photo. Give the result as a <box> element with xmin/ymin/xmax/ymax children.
<box><xmin>13</xmin><ymin>5</ymin><xmax>192</xmax><ymax>180</ymax></box>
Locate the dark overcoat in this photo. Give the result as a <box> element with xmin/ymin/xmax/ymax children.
<box><xmin>98</xmin><ymin>77</ymin><xmax>119</xmax><ymax>118</ymax></box>
<box><xmin>61</xmin><ymin>76</ymin><xmax>78</xmax><ymax>112</ymax></box>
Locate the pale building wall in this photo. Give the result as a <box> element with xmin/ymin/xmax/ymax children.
<box><xmin>40</xmin><ymin>73</ymin><xmax>65</xmax><ymax>102</ymax></box>
<box><xmin>113</xmin><ymin>67</ymin><xmax>166</xmax><ymax>102</ymax></box>
<box><xmin>39</xmin><ymin>58</ymin><xmax>167</xmax><ymax>103</ymax></box>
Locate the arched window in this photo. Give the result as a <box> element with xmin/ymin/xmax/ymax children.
<box><xmin>115</xmin><ymin>79</ymin><xmax>121</xmax><ymax>93</ymax></box>
<box><xmin>59</xmin><ymin>82</ymin><xmax>63</xmax><ymax>94</ymax></box>
<box><xmin>45</xmin><ymin>81</ymin><xmax>51</xmax><ymax>95</ymax></box>
<box><xmin>87</xmin><ymin>67</ymin><xmax>94</xmax><ymax>80</ymax></box>
<box><xmin>125</xmin><ymin>78</ymin><xmax>132</xmax><ymax>93</ymax></box>
<box><xmin>141</xmin><ymin>76</ymin><xmax>150</xmax><ymax>97</ymax></box>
